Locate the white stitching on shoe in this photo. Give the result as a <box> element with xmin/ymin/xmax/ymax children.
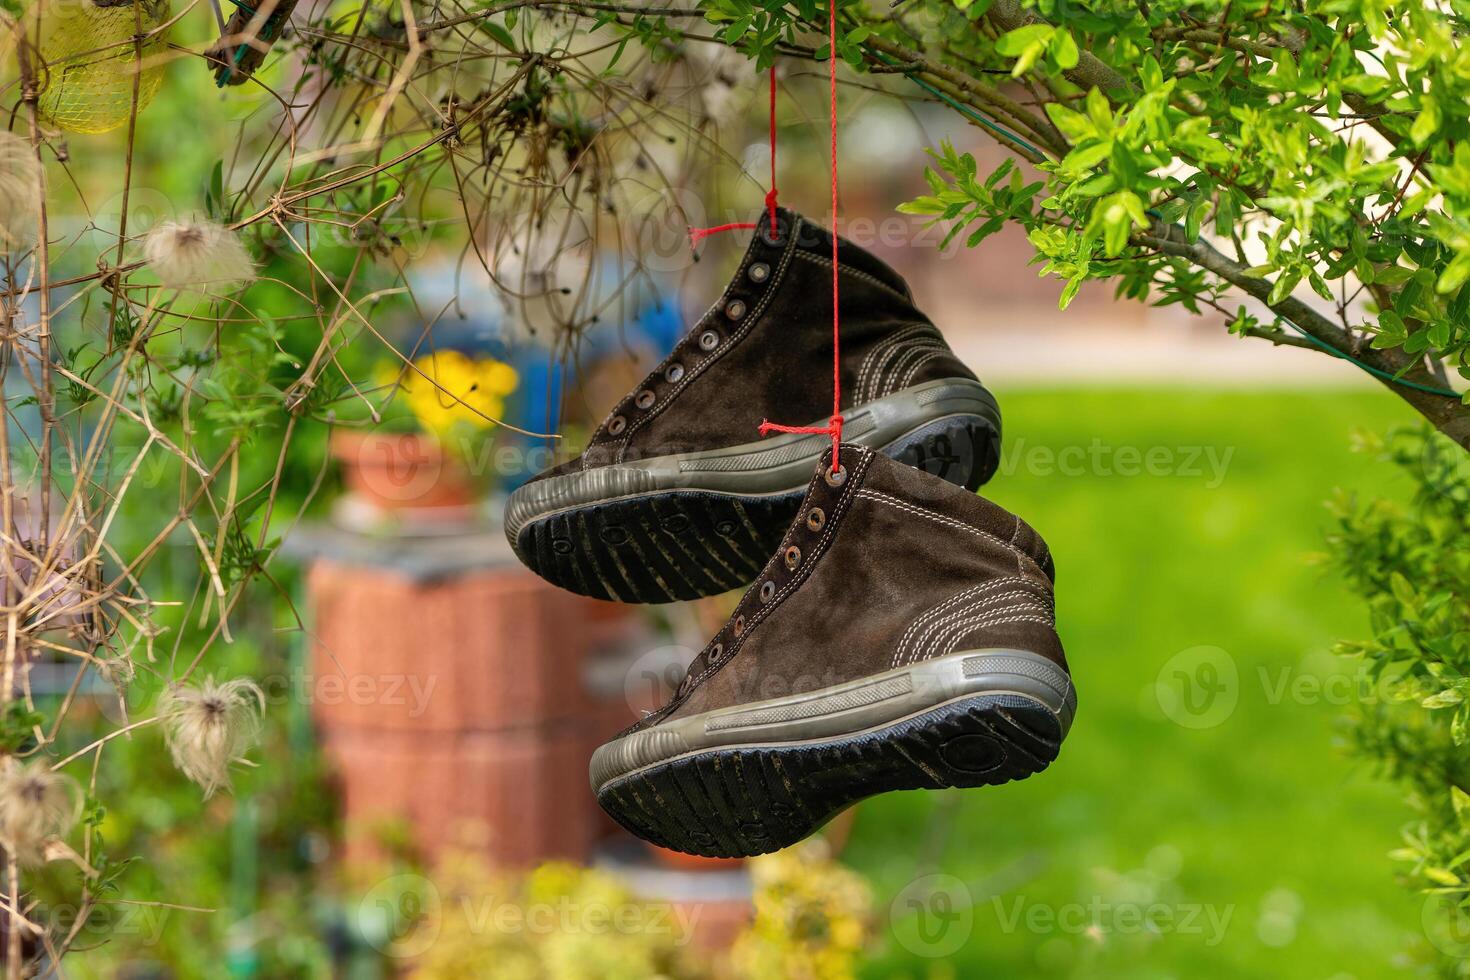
<box><xmin>890</xmin><ymin>577</ymin><xmax>1037</xmax><ymax>668</ymax></box>
<box><xmin>909</xmin><ymin>591</ymin><xmax>1053</xmax><ymax>662</ymax></box>
<box><xmin>920</xmin><ymin>604</ymin><xmax>1055</xmax><ymax>662</ymax></box>
<box><xmin>855</xmin><ymin>324</ymin><xmax>931</xmax><ymax>402</ymax></box>
<box><xmin>896</xmin><ymin>349</ymin><xmax>947</xmax><ymax>392</ymax></box>
<box><xmin>855</xmin><ymin>325</ymin><xmax>947</xmax><ymax>402</ymax></box>
<box><xmin>793</xmin><ymin>251</ymin><xmax>913</xmax><ymax>305</ymax></box>
<box><xmin>935</xmin><ymin>614</ymin><xmax>1056</xmax><ymax>660</ymax></box>
<box><xmin>875</xmin><ymin>340</ymin><xmax>948</xmax><ymax>400</ymax></box>
<box><xmin>901</xmin><ymin>593</ymin><xmax>1052</xmax><ymax>667</ymax></box>
<box><xmin>858</xmin><ymin>489</ymin><xmax>1046</xmax><ymax>579</ymax></box>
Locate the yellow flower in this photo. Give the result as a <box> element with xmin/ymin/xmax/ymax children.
<box><xmin>731</xmin><ymin>842</ymin><xmax>874</xmax><ymax>980</ymax></box>
<box><xmin>398</xmin><ymin>351</ymin><xmax>519</xmax><ymax>438</ymax></box>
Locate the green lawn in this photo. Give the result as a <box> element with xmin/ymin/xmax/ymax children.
<box><xmin>846</xmin><ymin>386</ymin><xmax>1427</xmax><ymax>980</ymax></box>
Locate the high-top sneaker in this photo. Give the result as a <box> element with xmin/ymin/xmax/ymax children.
<box><xmin>504</xmin><ymin>208</ymin><xmax>1001</xmax><ymax>603</ymax></box>
<box><xmin>589</xmin><ymin>446</ymin><xmax>1076</xmax><ymax>857</ymax></box>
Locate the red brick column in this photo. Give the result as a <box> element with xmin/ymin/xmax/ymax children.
<box><xmin>303</xmin><ymin>555</ymin><xmax>635</xmax><ymax>867</ymax></box>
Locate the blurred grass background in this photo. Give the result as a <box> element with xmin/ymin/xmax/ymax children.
<box><xmin>848</xmin><ymin>386</ymin><xmax>1423</xmax><ymax>979</ymax></box>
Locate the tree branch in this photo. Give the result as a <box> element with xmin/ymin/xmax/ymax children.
<box><xmin>986</xmin><ymin>0</ymin><xmax>1132</xmax><ymax>95</ymax></box>
<box><xmin>1141</xmin><ymin>223</ymin><xmax>1470</xmax><ymax>449</ymax></box>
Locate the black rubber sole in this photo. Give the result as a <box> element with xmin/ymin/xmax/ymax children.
<box><xmin>595</xmin><ymin>693</ymin><xmax>1062</xmax><ymax>858</ymax></box>
<box><xmin>514</xmin><ymin>413</ymin><xmax>1000</xmax><ymax>603</ymax></box>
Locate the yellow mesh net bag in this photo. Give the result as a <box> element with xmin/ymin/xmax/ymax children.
<box><xmin>36</xmin><ymin>0</ymin><xmax>171</xmax><ymax>135</ymax></box>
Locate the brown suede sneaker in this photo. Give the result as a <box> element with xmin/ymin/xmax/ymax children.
<box><xmin>504</xmin><ymin>208</ymin><xmax>1001</xmax><ymax>603</ymax></box>
<box><xmin>589</xmin><ymin>446</ymin><xmax>1075</xmax><ymax>857</ymax></box>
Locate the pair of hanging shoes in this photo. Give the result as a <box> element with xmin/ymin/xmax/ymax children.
<box><xmin>505</xmin><ymin>209</ymin><xmax>1075</xmax><ymax>857</ymax></box>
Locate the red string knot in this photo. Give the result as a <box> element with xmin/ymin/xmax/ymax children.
<box><xmin>756</xmin><ymin>414</ymin><xmax>844</xmax><ymax>472</ymax></box>
<box><xmin>688</xmin><ymin>220</ymin><xmax>757</xmax><ymax>251</ymax></box>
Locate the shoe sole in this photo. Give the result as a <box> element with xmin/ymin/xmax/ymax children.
<box><xmin>505</xmin><ymin>378</ymin><xmax>1000</xmax><ymax>603</ymax></box>
<box><xmin>590</xmin><ymin>648</ymin><xmax>1075</xmax><ymax>858</ymax></box>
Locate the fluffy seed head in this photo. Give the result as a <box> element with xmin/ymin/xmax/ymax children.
<box><xmin>95</xmin><ymin>654</ymin><xmax>136</xmax><ymax>691</ymax></box>
<box><xmin>158</xmin><ymin>676</ymin><xmax>265</xmax><ymax>798</ymax></box>
<box><xmin>0</xmin><ymin>759</ymin><xmax>81</xmax><ymax>866</ymax></box>
<box><xmin>0</xmin><ymin>131</ymin><xmax>41</xmax><ymax>251</ymax></box>
<box><xmin>143</xmin><ymin>220</ymin><xmax>255</xmax><ymax>292</ymax></box>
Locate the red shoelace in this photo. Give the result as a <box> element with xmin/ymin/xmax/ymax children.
<box><xmin>688</xmin><ymin>15</ymin><xmax>845</xmax><ymax>473</ymax></box>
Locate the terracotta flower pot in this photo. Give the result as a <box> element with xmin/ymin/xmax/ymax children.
<box><xmin>646</xmin><ymin>845</ymin><xmax>746</xmax><ymax>872</ymax></box>
<box><xmin>330</xmin><ymin>429</ymin><xmax>475</xmax><ymax>516</ymax></box>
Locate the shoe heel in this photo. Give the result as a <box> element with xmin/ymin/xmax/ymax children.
<box><xmin>882</xmin><ymin>413</ymin><xmax>1001</xmax><ymax>492</ymax></box>
<box><xmin>912</xmin><ymin>693</ymin><xmax>1064</xmax><ymax>789</ymax></box>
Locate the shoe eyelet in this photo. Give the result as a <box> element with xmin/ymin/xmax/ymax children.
<box><xmin>824</xmin><ymin>465</ymin><xmax>847</xmax><ymax>487</ymax></box>
<box><xmin>709</xmin><ymin>642</ymin><xmax>724</xmax><ymax>662</ymax></box>
<box><xmin>724</xmin><ymin>300</ymin><xmax>746</xmax><ymax>321</ymax></box>
<box><xmin>634</xmin><ymin>389</ymin><xmax>655</xmax><ymax>409</ymax></box>
<box><xmin>748</xmin><ymin>262</ymin><xmax>770</xmax><ymax>284</ymax></box>
<box><xmin>759</xmin><ymin>581</ymin><xmax>775</xmax><ymax>602</ymax></box>
<box><xmin>665</xmin><ymin>363</ymin><xmax>685</xmax><ymax>383</ymax></box>
<box><xmin>784</xmin><ymin>546</ymin><xmax>801</xmax><ymax>569</ymax></box>
<box><xmin>698</xmin><ymin>330</ymin><xmax>719</xmax><ymax>351</ymax></box>
<box><xmin>805</xmin><ymin>508</ymin><xmax>825</xmax><ymax>531</ymax></box>
<box><xmin>607</xmin><ymin>415</ymin><xmax>627</xmax><ymax>435</ymax></box>
<box><xmin>733</xmin><ymin>615</ymin><xmax>746</xmax><ymax>636</ymax></box>
<box><xmin>759</xmin><ymin>221</ymin><xmax>782</xmax><ymax>246</ymax></box>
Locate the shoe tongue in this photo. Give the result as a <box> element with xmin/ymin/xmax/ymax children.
<box><xmin>671</xmin><ymin>443</ymin><xmax>867</xmax><ymax>707</ymax></box>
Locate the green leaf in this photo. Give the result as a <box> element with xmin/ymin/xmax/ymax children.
<box><xmin>1050</xmin><ymin>30</ymin><xmax>1078</xmax><ymax>71</ymax></box>
<box><xmin>1390</xmin><ymin>571</ymin><xmax>1417</xmax><ymax>606</ymax></box>
<box><xmin>1074</xmin><ymin>172</ymin><xmax>1117</xmax><ymax>198</ymax></box>
<box><xmin>1059</xmin><ymin>276</ymin><xmax>1082</xmax><ymax>310</ymax></box>
<box><xmin>1424</xmin><ymin>867</ymin><xmax>1463</xmax><ymax>887</ymax></box>
<box><xmin>1060</xmin><ymin>141</ymin><xmax>1111</xmax><ymax>172</ymax></box>
<box><xmin>204</xmin><ymin>159</ymin><xmax>225</xmax><ymax>220</ymax></box>
<box><xmin>1421</xmin><ymin>689</ymin><xmax>1463</xmax><ymax>709</ymax></box>
<box><xmin>897</xmin><ymin>197</ymin><xmax>946</xmax><ymax>216</ymax></box>
<box><xmin>995</xmin><ymin>24</ymin><xmax>1051</xmax><ymax>77</ymax></box>
<box><xmin>1438</xmin><ymin>251</ymin><xmax>1470</xmax><ymax>294</ymax></box>
<box><xmin>1374</xmin><ymin>265</ymin><xmax>1413</xmax><ymax>286</ymax></box>
<box><xmin>1411</xmin><ymin>99</ymin><xmax>1442</xmax><ymax>146</ymax></box>
<box><xmin>1268</xmin><ymin>271</ymin><xmax>1302</xmax><ymax>305</ymax></box>
<box><xmin>1452</xmin><ymin>785</ymin><xmax>1470</xmax><ymax>823</ymax></box>
<box><xmin>1044</xmin><ymin>102</ymin><xmax>1093</xmax><ymax>142</ymax></box>
<box><xmin>478</xmin><ymin>19</ymin><xmax>516</xmax><ymax>50</ymax></box>
<box><xmin>1139</xmin><ymin>54</ymin><xmax>1163</xmax><ymax>91</ymax></box>
<box><xmin>1085</xmin><ymin>87</ymin><xmax>1112</xmax><ymax>129</ymax></box>
<box><xmin>994</xmin><ymin>24</ymin><xmax>1051</xmax><ymax>56</ymax></box>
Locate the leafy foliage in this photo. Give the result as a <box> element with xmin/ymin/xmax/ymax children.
<box><xmin>1328</xmin><ymin>427</ymin><xmax>1470</xmax><ymax>974</ymax></box>
<box><xmin>693</xmin><ymin>0</ymin><xmax>1470</xmax><ymax>439</ymax></box>
<box><xmin>0</xmin><ymin>0</ymin><xmax>749</xmax><ymax>969</ymax></box>
<box><xmin>896</xmin><ymin>1</ymin><xmax>1470</xmax><ymax>378</ymax></box>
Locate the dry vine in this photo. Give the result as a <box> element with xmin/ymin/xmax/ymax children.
<box><xmin>0</xmin><ymin>0</ymin><xmax>790</xmax><ymax>970</ymax></box>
